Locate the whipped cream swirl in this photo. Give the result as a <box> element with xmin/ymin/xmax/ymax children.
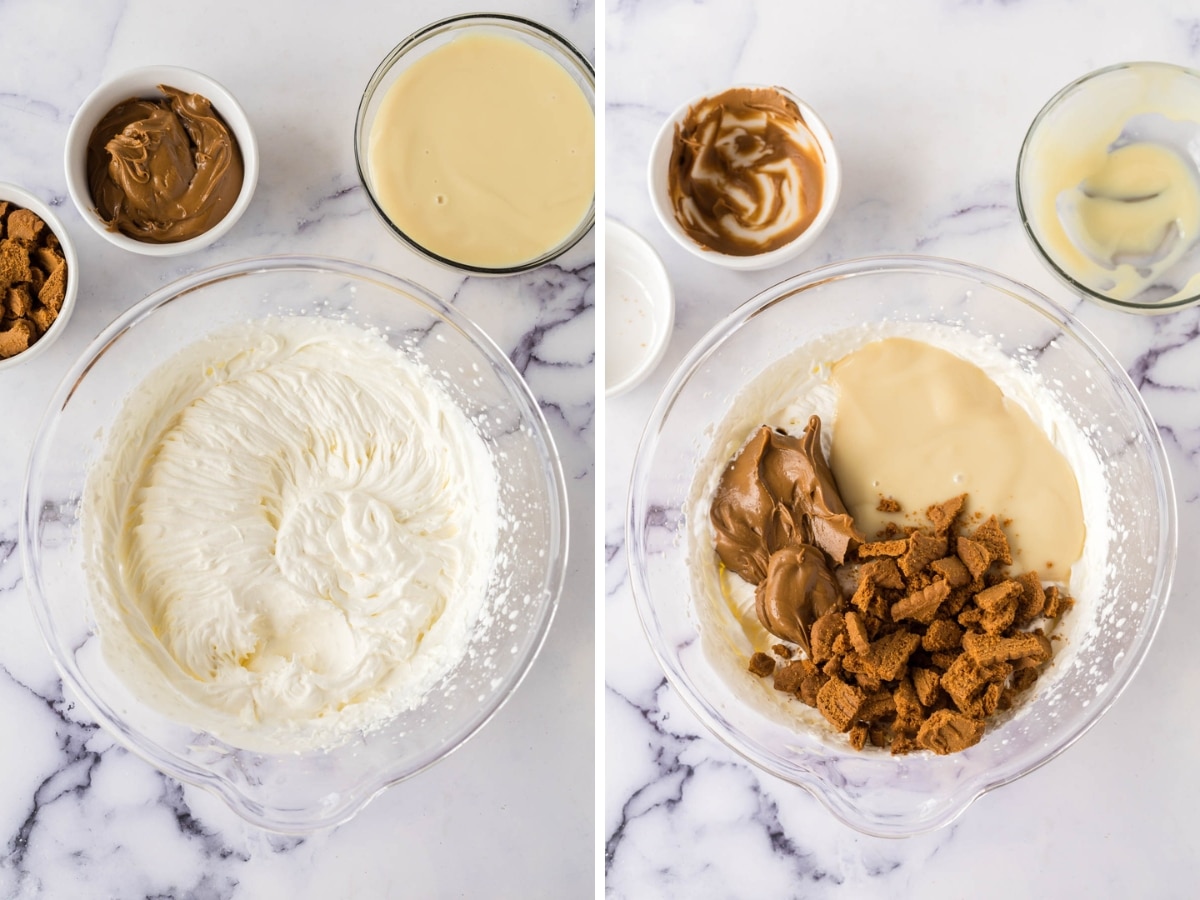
<box><xmin>84</xmin><ymin>317</ymin><xmax>497</xmax><ymax>752</ymax></box>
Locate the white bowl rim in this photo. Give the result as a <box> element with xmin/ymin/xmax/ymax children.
<box><xmin>63</xmin><ymin>64</ymin><xmax>259</xmax><ymax>257</ymax></box>
<box><xmin>0</xmin><ymin>182</ymin><xmax>80</xmax><ymax>372</ymax></box>
<box><xmin>647</xmin><ymin>83</ymin><xmax>842</xmax><ymax>271</ymax></box>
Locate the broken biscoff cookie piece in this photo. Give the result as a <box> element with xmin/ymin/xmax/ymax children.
<box><xmin>747</xmin><ymin>492</ymin><xmax>1073</xmax><ymax>756</ymax></box>
<box><xmin>0</xmin><ymin>201</ymin><xmax>69</xmax><ymax>360</ymax></box>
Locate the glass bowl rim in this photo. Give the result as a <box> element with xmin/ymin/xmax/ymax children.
<box><xmin>20</xmin><ymin>253</ymin><xmax>570</xmax><ymax>832</ymax></box>
<box><xmin>352</xmin><ymin>12</ymin><xmax>596</xmax><ymax>276</ymax></box>
<box><xmin>625</xmin><ymin>253</ymin><xmax>1177</xmax><ymax>836</ymax></box>
<box><xmin>1015</xmin><ymin>59</ymin><xmax>1200</xmax><ymax>314</ymax></box>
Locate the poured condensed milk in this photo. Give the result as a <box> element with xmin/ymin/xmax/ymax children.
<box><xmin>829</xmin><ymin>338</ymin><xmax>1085</xmax><ymax>575</ymax></box>
<box><xmin>367</xmin><ymin>31</ymin><xmax>595</xmax><ymax>269</ymax></box>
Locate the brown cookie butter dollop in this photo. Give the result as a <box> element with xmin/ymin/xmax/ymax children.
<box><xmin>86</xmin><ymin>84</ymin><xmax>243</xmax><ymax>243</ymax></box>
<box><xmin>710</xmin><ymin>417</ymin><xmax>864</xmax><ymax>650</ymax></box>
<box><xmin>669</xmin><ymin>87</ymin><xmax>825</xmax><ymax>256</ymax></box>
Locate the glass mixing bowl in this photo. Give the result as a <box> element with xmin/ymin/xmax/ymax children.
<box><xmin>354</xmin><ymin>13</ymin><xmax>595</xmax><ymax>275</ymax></box>
<box><xmin>627</xmin><ymin>255</ymin><xmax>1175</xmax><ymax>837</ymax></box>
<box><xmin>22</xmin><ymin>256</ymin><xmax>567</xmax><ymax>832</ymax></box>
<box><xmin>1016</xmin><ymin>61</ymin><xmax>1200</xmax><ymax>313</ymax></box>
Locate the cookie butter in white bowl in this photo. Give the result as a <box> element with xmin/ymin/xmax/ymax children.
<box><xmin>648</xmin><ymin>84</ymin><xmax>840</xmax><ymax>270</ymax></box>
<box><xmin>64</xmin><ymin>66</ymin><xmax>258</xmax><ymax>257</ymax></box>
<box><xmin>356</xmin><ymin>14</ymin><xmax>595</xmax><ymax>274</ymax></box>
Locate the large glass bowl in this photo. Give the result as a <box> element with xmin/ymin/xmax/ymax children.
<box><xmin>627</xmin><ymin>255</ymin><xmax>1175</xmax><ymax>837</ymax></box>
<box><xmin>22</xmin><ymin>256</ymin><xmax>568</xmax><ymax>832</ymax></box>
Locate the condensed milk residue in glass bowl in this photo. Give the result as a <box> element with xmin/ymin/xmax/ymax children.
<box><xmin>1017</xmin><ymin>61</ymin><xmax>1200</xmax><ymax>313</ymax></box>
<box><xmin>355</xmin><ymin>14</ymin><xmax>596</xmax><ymax>275</ymax></box>
<box><xmin>627</xmin><ymin>256</ymin><xmax>1175</xmax><ymax>837</ymax></box>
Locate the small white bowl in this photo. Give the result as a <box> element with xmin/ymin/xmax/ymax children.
<box><xmin>605</xmin><ymin>219</ymin><xmax>674</xmax><ymax>397</ymax></box>
<box><xmin>64</xmin><ymin>66</ymin><xmax>258</xmax><ymax>256</ymax></box>
<box><xmin>648</xmin><ymin>84</ymin><xmax>841</xmax><ymax>270</ymax></box>
<box><xmin>0</xmin><ymin>183</ymin><xmax>79</xmax><ymax>372</ymax></box>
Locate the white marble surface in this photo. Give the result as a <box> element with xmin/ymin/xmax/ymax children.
<box><xmin>0</xmin><ymin>1</ymin><xmax>594</xmax><ymax>896</ymax></box>
<box><xmin>605</xmin><ymin>0</ymin><xmax>1200</xmax><ymax>896</ymax></box>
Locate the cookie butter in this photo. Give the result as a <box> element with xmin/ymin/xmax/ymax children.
<box><xmin>829</xmin><ymin>338</ymin><xmax>1085</xmax><ymax>576</ymax></box>
<box><xmin>669</xmin><ymin>87</ymin><xmax>825</xmax><ymax>255</ymax></box>
<box><xmin>366</xmin><ymin>32</ymin><xmax>594</xmax><ymax>269</ymax></box>
<box><xmin>86</xmin><ymin>85</ymin><xmax>244</xmax><ymax>243</ymax></box>
<box><xmin>710</xmin><ymin>419</ymin><xmax>862</xmax><ymax>654</ymax></box>
<box><xmin>82</xmin><ymin>318</ymin><xmax>498</xmax><ymax>752</ymax></box>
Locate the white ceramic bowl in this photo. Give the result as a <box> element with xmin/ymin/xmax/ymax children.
<box><xmin>648</xmin><ymin>84</ymin><xmax>841</xmax><ymax>270</ymax></box>
<box><xmin>605</xmin><ymin>219</ymin><xmax>674</xmax><ymax>397</ymax></box>
<box><xmin>64</xmin><ymin>65</ymin><xmax>258</xmax><ymax>256</ymax></box>
<box><xmin>0</xmin><ymin>183</ymin><xmax>79</xmax><ymax>372</ymax></box>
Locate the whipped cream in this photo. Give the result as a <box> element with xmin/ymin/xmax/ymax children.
<box><xmin>685</xmin><ymin>323</ymin><xmax>1111</xmax><ymax>742</ymax></box>
<box><xmin>83</xmin><ymin>317</ymin><xmax>498</xmax><ymax>752</ymax></box>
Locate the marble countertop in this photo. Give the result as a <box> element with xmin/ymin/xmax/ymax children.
<box><xmin>0</xmin><ymin>1</ymin><xmax>594</xmax><ymax>897</ymax></box>
<box><xmin>605</xmin><ymin>0</ymin><xmax>1200</xmax><ymax>896</ymax></box>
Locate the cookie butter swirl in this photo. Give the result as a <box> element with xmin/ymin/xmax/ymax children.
<box><xmin>83</xmin><ymin>318</ymin><xmax>498</xmax><ymax>752</ymax></box>
<box><xmin>669</xmin><ymin>87</ymin><xmax>825</xmax><ymax>255</ymax></box>
<box><xmin>86</xmin><ymin>84</ymin><xmax>244</xmax><ymax>243</ymax></box>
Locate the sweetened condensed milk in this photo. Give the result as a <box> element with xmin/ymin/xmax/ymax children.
<box><xmin>367</xmin><ymin>32</ymin><xmax>594</xmax><ymax>268</ymax></box>
<box><xmin>829</xmin><ymin>338</ymin><xmax>1085</xmax><ymax>576</ymax></box>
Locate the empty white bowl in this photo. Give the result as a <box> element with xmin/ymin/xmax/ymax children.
<box><xmin>605</xmin><ymin>219</ymin><xmax>674</xmax><ymax>397</ymax></box>
<box><xmin>64</xmin><ymin>65</ymin><xmax>258</xmax><ymax>256</ymax></box>
<box><xmin>648</xmin><ymin>84</ymin><xmax>840</xmax><ymax>270</ymax></box>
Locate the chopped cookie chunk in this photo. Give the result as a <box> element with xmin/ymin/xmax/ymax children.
<box><xmin>930</xmin><ymin>555</ymin><xmax>971</xmax><ymax>589</ymax></box>
<box><xmin>772</xmin><ymin>660</ymin><xmax>809</xmax><ymax>693</ymax></box>
<box><xmin>741</xmin><ymin>488</ymin><xmax>1075</xmax><ymax>756</ymax></box>
<box><xmin>925</xmin><ymin>494</ymin><xmax>966</xmax><ymax>535</ymax></box>
<box><xmin>916</xmin><ymin>709</ymin><xmax>985</xmax><ymax>755</ymax></box>
<box><xmin>860</xmin><ymin>557</ymin><xmax>904</xmax><ymax>590</ymax></box>
<box><xmin>890</xmin><ymin>578</ymin><xmax>950</xmax><ymax>624</ymax></box>
<box><xmin>858</xmin><ymin>538</ymin><xmax>908</xmax><ymax>558</ymax></box>
<box><xmin>972</xmin><ymin>515</ymin><xmax>1013</xmax><ymax>566</ymax></box>
<box><xmin>899</xmin><ymin>530</ymin><xmax>946</xmax><ymax>578</ymax></box>
<box><xmin>956</xmin><ymin>536</ymin><xmax>991</xmax><ymax>579</ymax></box>
<box><xmin>0</xmin><ymin>202</ymin><xmax>68</xmax><ymax>360</ymax></box>
<box><xmin>748</xmin><ymin>652</ymin><xmax>776</xmax><ymax>678</ymax></box>
<box><xmin>817</xmin><ymin>676</ymin><xmax>866</xmax><ymax>732</ymax></box>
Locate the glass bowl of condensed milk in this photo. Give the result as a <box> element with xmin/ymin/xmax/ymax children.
<box><xmin>1018</xmin><ymin>62</ymin><xmax>1200</xmax><ymax>313</ymax></box>
<box><xmin>355</xmin><ymin>14</ymin><xmax>595</xmax><ymax>275</ymax></box>
<box><xmin>627</xmin><ymin>256</ymin><xmax>1175</xmax><ymax>837</ymax></box>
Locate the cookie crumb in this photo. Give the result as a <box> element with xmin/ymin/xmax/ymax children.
<box><xmin>0</xmin><ymin>202</ymin><xmax>68</xmax><ymax>360</ymax></box>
